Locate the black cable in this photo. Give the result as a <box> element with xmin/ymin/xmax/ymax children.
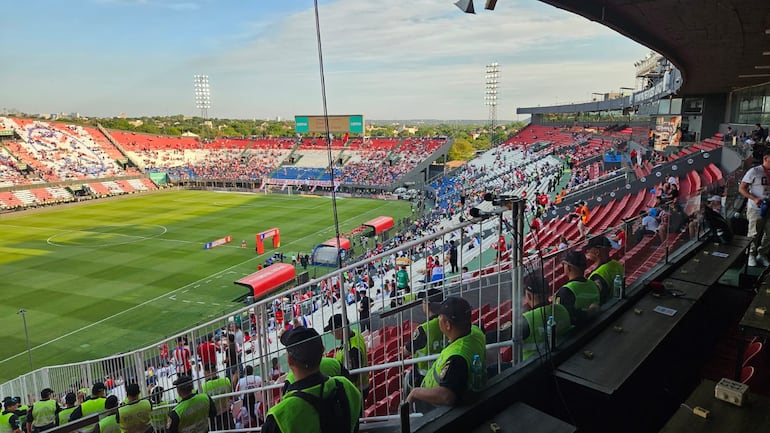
<box><xmin>312</xmin><ymin>0</ymin><xmax>342</xmax><ymax>270</ymax></box>
<box><xmin>522</xmin><ymin>188</ymin><xmax>577</xmax><ymax>427</ymax></box>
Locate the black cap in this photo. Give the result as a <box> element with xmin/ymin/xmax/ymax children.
<box><xmin>3</xmin><ymin>397</ymin><xmax>19</xmax><ymax>409</ymax></box>
<box><xmin>64</xmin><ymin>393</ymin><xmax>77</xmax><ymax>405</ymax></box>
<box><xmin>523</xmin><ymin>273</ymin><xmax>549</xmax><ymax>296</ymax></box>
<box><xmin>280</xmin><ymin>327</ymin><xmax>324</xmax><ymax>368</ymax></box>
<box><xmin>584</xmin><ymin>235</ymin><xmax>612</xmax><ymax>250</ymax></box>
<box><xmin>3</xmin><ymin>397</ymin><xmax>21</xmax><ymax>409</ymax></box>
<box><xmin>562</xmin><ymin>250</ymin><xmax>587</xmax><ymax>269</ymax></box>
<box><xmin>91</xmin><ymin>382</ymin><xmax>106</xmax><ymax>395</ymax></box>
<box><xmin>417</xmin><ymin>288</ymin><xmax>443</xmax><ymax>303</ymax></box>
<box><xmin>429</xmin><ymin>296</ymin><xmax>472</xmax><ymax>325</ymax></box>
<box><xmin>173</xmin><ymin>375</ymin><xmax>194</xmax><ymax>392</ymax></box>
<box><xmin>126</xmin><ymin>383</ymin><xmax>141</xmax><ymax>397</ymax></box>
<box><xmin>323</xmin><ymin>314</ymin><xmax>347</xmax><ymax>332</ymax></box>
<box><xmin>40</xmin><ymin>388</ymin><xmax>53</xmax><ymax>399</ymax></box>
<box><xmin>105</xmin><ymin>395</ymin><xmax>119</xmax><ymax>410</ymax></box>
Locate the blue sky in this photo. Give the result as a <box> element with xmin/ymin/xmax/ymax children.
<box><xmin>0</xmin><ymin>0</ymin><xmax>650</xmax><ymax>120</ymax></box>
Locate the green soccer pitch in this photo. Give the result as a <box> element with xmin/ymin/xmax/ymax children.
<box><xmin>0</xmin><ymin>189</ymin><xmax>412</xmax><ymax>383</ymax></box>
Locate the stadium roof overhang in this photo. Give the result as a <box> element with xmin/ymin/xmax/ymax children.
<box><xmin>538</xmin><ymin>0</ymin><xmax>770</xmax><ymax>95</ymax></box>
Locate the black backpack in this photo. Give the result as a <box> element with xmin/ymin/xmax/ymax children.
<box><xmin>289</xmin><ymin>377</ymin><xmax>353</xmax><ymax>433</ymax></box>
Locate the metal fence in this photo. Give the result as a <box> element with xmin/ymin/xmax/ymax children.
<box><xmin>1</xmin><ymin>183</ymin><xmax>721</xmax><ymax>429</ymax></box>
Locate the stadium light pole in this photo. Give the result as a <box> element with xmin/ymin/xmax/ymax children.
<box><xmin>193</xmin><ymin>74</ymin><xmax>211</xmax><ymax>119</ymax></box>
<box><xmin>485</xmin><ymin>63</ymin><xmax>499</xmax><ymax>145</ymax></box>
<box><xmin>17</xmin><ymin>308</ymin><xmax>32</xmax><ymax>370</ymax></box>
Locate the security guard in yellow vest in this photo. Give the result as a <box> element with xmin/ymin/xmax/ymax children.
<box><xmin>2</xmin><ymin>397</ymin><xmax>23</xmax><ymax>433</ymax></box>
<box><xmin>147</xmin><ymin>387</ymin><xmax>171</xmax><ymax>433</ymax></box>
<box><xmin>402</xmin><ymin>286</ymin><xmax>415</xmax><ymax>303</ymax></box>
<box><xmin>554</xmin><ymin>250</ymin><xmax>600</xmax><ymax>327</ymax></box>
<box><xmin>584</xmin><ymin>235</ymin><xmax>625</xmax><ymax>304</ymax></box>
<box><xmin>402</xmin><ymin>288</ymin><xmax>445</xmax><ymax>391</ymax></box>
<box><xmin>263</xmin><ymin>327</ymin><xmax>361</xmax><ymax>433</ymax></box>
<box><xmin>324</xmin><ymin>314</ymin><xmax>370</xmax><ymax>399</ymax></box>
<box><xmin>201</xmin><ymin>364</ymin><xmax>232</xmax><ymax>431</ymax></box>
<box><xmin>521</xmin><ymin>274</ymin><xmax>572</xmax><ymax>360</ymax></box>
<box><xmin>283</xmin><ymin>334</ymin><xmax>350</xmax><ymax>394</ymax></box>
<box><xmin>116</xmin><ymin>384</ymin><xmax>151</xmax><ymax>433</ymax></box>
<box><xmin>94</xmin><ymin>396</ymin><xmax>119</xmax><ymax>433</ymax></box>
<box><xmin>13</xmin><ymin>400</ymin><xmax>28</xmax><ymax>430</ymax></box>
<box><xmin>406</xmin><ymin>296</ymin><xmax>486</xmax><ymax>409</ymax></box>
<box><xmin>69</xmin><ymin>382</ymin><xmax>108</xmax><ymax>432</ymax></box>
<box><xmin>167</xmin><ymin>376</ymin><xmax>215</xmax><ymax>433</ymax></box>
<box><xmin>57</xmin><ymin>393</ymin><xmax>78</xmax><ymax>427</ymax></box>
<box><xmin>26</xmin><ymin>388</ymin><xmax>59</xmax><ymax>433</ymax></box>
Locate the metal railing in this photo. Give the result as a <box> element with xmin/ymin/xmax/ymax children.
<box><xmin>2</xmin><ymin>185</ymin><xmax>718</xmax><ymax>430</ymax></box>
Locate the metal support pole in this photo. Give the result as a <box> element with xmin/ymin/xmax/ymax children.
<box><xmin>18</xmin><ymin>309</ymin><xmax>32</xmax><ymax>371</ymax></box>
<box><xmin>511</xmin><ymin>199</ymin><xmax>525</xmax><ymax>364</ymax></box>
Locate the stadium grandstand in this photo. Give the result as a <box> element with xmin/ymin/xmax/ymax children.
<box><xmin>2</xmin><ymin>0</ymin><xmax>770</xmax><ymax>433</ymax></box>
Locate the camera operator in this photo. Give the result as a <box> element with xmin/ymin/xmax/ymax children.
<box><xmin>739</xmin><ymin>149</ymin><xmax>770</xmax><ymax>267</ymax></box>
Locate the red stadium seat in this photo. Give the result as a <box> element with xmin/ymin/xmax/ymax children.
<box><xmin>385</xmin><ymin>374</ymin><xmax>401</xmax><ymax>395</ymax></box>
<box><xmin>386</xmin><ymin>391</ymin><xmax>401</xmax><ymax>415</ymax></box>
<box><xmin>373</xmin><ymin>396</ymin><xmax>390</xmax><ymax>416</ymax></box>
<box><xmin>500</xmin><ymin>346</ymin><xmax>512</xmax><ymax>363</ymax></box>
<box><xmin>371</xmin><ymin>381</ymin><xmax>388</xmax><ymax>402</ymax></box>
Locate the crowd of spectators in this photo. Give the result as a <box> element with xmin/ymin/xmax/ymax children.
<box><xmin>338</xmin><ymin>138</ymin><xmax>446</xmax><ymax>186</ymax></box>
<box><xmin>153</xmin><ymin>149</ymin><xmax>286</xmax><ymax>181</ymax></box>
<box><xmin>2</xmin><ymin>118</ymin><xmax>126</xmax><ymax>182</ymax></box>
<box><xmin>0</xmin><ymin>147</ymin><xmax>36</xmax><ymax>187</ymax></box>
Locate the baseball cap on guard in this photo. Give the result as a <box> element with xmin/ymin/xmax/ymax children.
<box><xmin>3</xmin><ymin>396</ymin><xmax>19</xmax><ymax>409</ymax></box>
<box><xmin>173</xmin><ymin>375</ymin><xmax>194</xmax><ymax>390</ymax></box>
<box><xmin>562</xmin><ymin>250</ymin><xmax>587</xmax><ymax>269</ymax></box>
<box><xmin>584</xmin><ymin>235</ymin><xmax>613</xmax><ymax>250</ymax></box>
<box><xmin>417</xmin><ymin>288</ymin><xmax>443</xmax><ymax>303</ymax></box>
<box><xmin>429</xmin><ymin>296</ymin><xmax>472</xmax><ymax>325</ymax></box>
<box><xmin>323</xmin><ymin>314</ymin><xmax>347</xmax><ymax>332</ymax></box>
<box><xmin>523</xmin><ymin>273</ymin><xmax>549</xmax><ymax>296</ymax></box>
<box><xmin>280</xmin><ymin>326</ymin><xmax>324</xmax><ymax>368</ymax></box>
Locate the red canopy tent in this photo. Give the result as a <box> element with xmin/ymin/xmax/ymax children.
<box><xmin>312</xmin><ymin>237</ymin><xmax>351</xmax><ymax>266</ymax></box>
<box><xmin>234</xmin><ymin>263</ymin><xmax>296</xmax><ymax>300</ymax></box>
<box><xmin>362</xmin><ymin>216</ymin><xmax>394</xmax><ymax>234</ymax></box>
<box><xmin>322</xmin><ymin>237</ymin><xmax>351</xmax><ymax>250</ymax></box>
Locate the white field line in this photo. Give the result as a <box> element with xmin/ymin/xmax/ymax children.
<box><xmin>0</xmin><ymin>200</ymin><xmax>393</xmax><ymax>366</ymax></box>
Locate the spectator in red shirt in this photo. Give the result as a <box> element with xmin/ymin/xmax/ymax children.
<box><xmin>158</xmin><ymin>343</ymin><xmax>169</xmax><ymax>363</ymax></box>
<box><xmin>172</xmin><ymin>337</ymin><xmax>192</xmax><ymax>376</ymax></box>
<box><xmin>197</xmin><ymin>334</ymin><xmax>218</xmax><ymax>368</ymax></box>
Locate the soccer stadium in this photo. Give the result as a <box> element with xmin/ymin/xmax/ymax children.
<box><xmin>2</xmin><ymin>0</ymin><xmax>770</xmax><ymax>433</ymax></box>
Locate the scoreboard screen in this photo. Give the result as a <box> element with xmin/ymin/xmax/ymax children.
<box><xmin>295</xmin><ymin>115</ymin><xmax>364</xmax><ymax>133</ymax></box>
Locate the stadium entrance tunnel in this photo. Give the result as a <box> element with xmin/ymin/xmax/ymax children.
<box><xmin>46</xmin><ymin>224</ymin><xmax>167</xmax><ymax>247</ymax></box>
<box><xmin>362</xmin><ymin>215</ymin><xmax>395</xmax><ymax>236</ymax></box>
<box><xmin>234</xmin><ymin>262</ymin><xmax>296</xmax><ymax>303</ymax></box>
<box><xmin>311</xmin><ymin>237</ymin><xmax>350</xmax><ymax>266</ymax></box>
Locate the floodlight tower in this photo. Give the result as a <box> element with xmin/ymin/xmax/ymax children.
<box><xmin>193</xmin><ymin>74</ymin><xmax>211</xmax><ymax>119</ymax></box>
<box><xmin>485</xmin><ymin>63</ymin><xmax>499</xmax><ymax>145</ymax></box>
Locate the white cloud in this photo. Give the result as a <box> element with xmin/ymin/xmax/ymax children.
<box><xmin>5</xmin><ymin>0</ymin><xmax>650</xmax><ymax>119</ymax></box>
<box><xmin>187</xmin><ymin>0</ymin><xmax>649</xmax><ymax>119</ymax></box>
